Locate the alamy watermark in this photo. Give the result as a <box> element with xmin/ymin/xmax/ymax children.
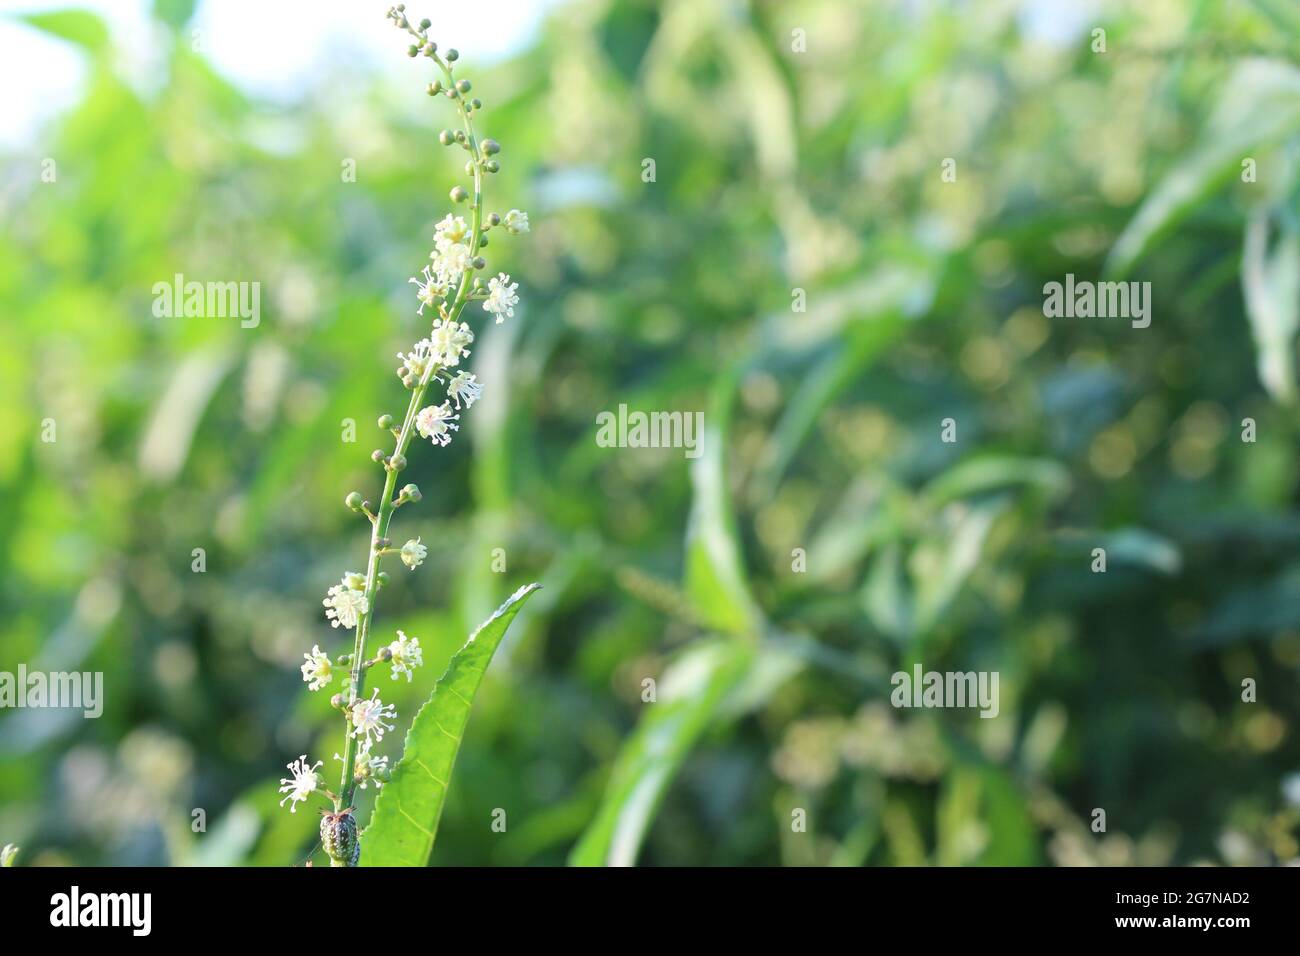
<box><xmin>1042</xmin><ymin>273</ymin><xmax>1151</xmax><ymax>329</ymax></box>
<box><xmin>890</xmin><ymin>664</ymin><xmax>999</xmax><ymax>718</ymax></box>
<box><xmin>595</xmin><ymin>404</ymin><xmax>703</xmax><ymax>459</ymax></box>
<box><xmin>152</xmin><ymin>273</ymin><xmax>261</xmax><ymax>328</ymax></box>
<box><xmin>0</xmin><ymin>665</ymin><xmax>103</xmax><ymax>718</ymax></box>
<box><xmin>50</xmin><ymin>886</ymin><xmax>151</xmax><ymax>936</ymax></box>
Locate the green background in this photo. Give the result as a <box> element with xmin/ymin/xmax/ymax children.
<box><xmin>2</xmin><ymin>0</ymin><xmax>1300</xmax><ymax>866</ymax></box>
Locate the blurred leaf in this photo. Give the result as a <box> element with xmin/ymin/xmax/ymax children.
<box><xmin>685</xmin><ymin>368</ymin><xmax>759</xmax><ymax>636</ymax></box>
<box><xmin>1107</xmin><ymin>59</ymin><xmax>1300</xmax><ymax>278</ymax></box>
<box><xmin>569</xmin><ymin>640</ymin><xmax>754</xmax><ymax>866</ymax></box>
<box><xmin>1241</xmin><ymin>208</ymin><xmax>1300</xmax><ymax>402</ymax></box>
<box><xmin>19</xmin><ymin>9</ymin><xmax>110</xmax><ymax>52</ymax></box>
<box><xmin>1058</xmin><ymin>527</ymin><xmax>1182</xmax><ymax>575</ymax></box>
<box><xmin>911</xmin><ymin>501</ymin><xmax>1004</xmax><ymax>638</ymax></box>
<box><xmin>362</xmin><ymin>584</ymin><xmax>540</xmax><ymax>866</ymax></box>
<box><xmin>153</xmin><ymin>0</ymin><xmax>198</xmax><ymax>30</ymax></box>
<box><xmin>922</xmin><ymin>455</ymin><xmax>1070</xmax><ymax>508</ymax></box>
<box><xmin>864</xmin><ymin>543</ymin><xmax>913</xmax><ymax>641</ymax></box>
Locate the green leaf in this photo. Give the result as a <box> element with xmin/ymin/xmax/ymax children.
<box><xmin>361</xmin><ymin>583</ymin><xmax>541</xmax><ymax>866</ymax></box>
<box><xmin>1106</xmin><ymin>59</ymin><xmax>1300</xmax><ymax>278</ymax></box>
<box><xmin>921</xmin><ymin>455</ymin><xmax>1070</xmax><ymax>508</ymax></box>
<box><xmin>1241</xmin><ymin>208</ymin><xmax>1300</xmax><ymax>403</ymax></box>
<box><xmin>685</xmin><ymin>369</ymin><xmax>759</xmax><ymax>635</ymax></box>
<box><xmin>20</xmin><ymin>10</ymin><xmax>111</xmax><ymax>52</ymax></box>
<box><xmin>569</xmin><ymin>641</ymin><xmax>755</xmax><ymax>866</ymax></box>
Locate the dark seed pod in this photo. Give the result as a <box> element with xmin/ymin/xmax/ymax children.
<box><xmin>320</xmin><ymin>808</ymin><xmax>361</xmax><ymax>867</ymax></box>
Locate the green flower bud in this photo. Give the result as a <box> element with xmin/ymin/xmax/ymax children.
<box><xmin>445</xmin><ymin>48</ymin><xmax>459</xmax><ymax>61</ymax></box>
<box><xmin>456</xmin><ymin>79</ymin><xmax>471</xmax><ymax>94</ymax></box>
<box><xmin>470</xmin><ymin>98</ymin><xmax>482</xmax><ymax>110</ymax></box>
<box><xmin>388</xmin><ymin>453</ymin><xmax>407</xmax><ymax>472</ymax></box>
<box><xmin>471</xmin><ymin>256</ymin><xmax>486</xmax><ymax>270</ymax></box>
<box><xmin>378</xmin><ymin>413</ymin><xmax>394</xmax><ymax>430</ymax></box>
<box><xmin>378</xmin><ymin>646</ymin><xmax>394</xmax><ymax>662</ymax></box>
<box><xmin>401</xmin><ymin>483</ymin><xmax>422</xmax><ymax>502</ymax></box>
<box><xmin>481</xmin><ymin>138</ymin><xmax>500</xmax><ymax>155</ymax></box>
<box><xmin>484</xmin><ymin>159</ymin><xmax>500</xmax><ymax>173</ymax></box>
<box><xmin>419</xmin><ymin>17</ymin><xmax>431</xmax><ymax>29</ymax></box>
<box><xmin>487</xmin><ymin>212</ymin><xmax>501</xmax><ymax>227</ymax></box>
<box><xmin>371</xmin><ymin>449</ymin><xmax>386</xmax><ymax>463</ymax></box>
<box><xmin>377</xmin><ymin>571</ymin><xmax>390</xmax><ymax>588</ymax></box>
<box><xmin>438</xmin><ymin>129</ymin><xmax>454</xmax><ymax>146</ymax></box>
<box><xmin>450</xmin><ymin>185</ymin><xmax>469</xmax><ymax>203</ymax></box>
<box><xmin>407</xmin><ymin>44</ymin><xmax>419</xmax><ymax>57</ymax></box>
<box><xmin>345</xmin><ymin>491</ymin><xmax>364</xmax><ymax>511</ymax></box>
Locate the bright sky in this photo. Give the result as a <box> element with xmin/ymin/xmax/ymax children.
<box><xmin>0</xmin><ymin>0</ymin><xmax>559</xmax><ymax>148</ymax></box>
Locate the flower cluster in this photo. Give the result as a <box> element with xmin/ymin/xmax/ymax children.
<box><xmin>284</xmin><ymin>7</ymin><xmax>530</xmax><ymax>867</ymax></box>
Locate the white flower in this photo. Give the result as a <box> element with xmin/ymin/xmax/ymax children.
<box><xmin>400</xmin><ymin>537</ymin><xmax>427</xmax><ymax>570</ymax></box>
<box><xmin>300</xmin><ymin>645</ymin><xmax>333</xmax><ymax>691</ymax></box>
<box><xmin>397</xmin><ymin>337</ymin><xmax>434</xmax><ymax>380</ymax></box>
<box><xmin>334</xmin><ymin>740</ymin><xmax>389</xmax><ymax>790</ymax></box>
<box><xmin>415</xmin><ymin>401</ymin><xmax>460</xmax><ymax>447</ymax></box>
<box><xmin>387</xmin><ymin>629</ymin><xmax>424</xmax><ymax>681</ymax></box>
<box><xmin>408</xmin><ymin>268</ymin><xmax>447</xmax><ymax>315</ymax></box>
<box><xmin>350</xmin><ymin>688</ymin><xmax>397</xmax><ymax>744</ymax></box>
<box><xmin>482</xmin><ymin>272</ymin><xmax>519</xmax><ymax>323</ymax></box>
<box><xmin>447</xmin><ymin>371</ymin><xmax>483</xmax><ymax>410</ymax></box>
<box><xmin>278</xmin><ymin>756</ymin><xmax>323</xmax><ymax>813</ymax></box>
<box><xmin>429</xmin><ymin>317</ymin><xmax>474</xmax><ymax>366</ymax></box>
<box><xmin>503</xmin><ymin>208</ymin><xmax>530</xmax><ymax>235</ymax></box>
<box><xmin>324</xmin><ymin>573</ymin><xmax>369</xmax><ymax>629</ymax></box>
<box><xmin>434</xmin><ymin>214</ymin><xmax>470</xmax><ymax>251</ymax></box>
<box><xmin>430</xmin><ymin>241</ymin><xmax>471</xmax><ymax>287</ymax></box>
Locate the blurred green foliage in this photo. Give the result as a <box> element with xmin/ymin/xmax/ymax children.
<box><xmin>2</xmin><ymin>0</ymin><xmax>1300</xmax><ymax>866</ymax></box>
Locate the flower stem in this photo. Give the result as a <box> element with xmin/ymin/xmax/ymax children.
<box><xmin>333</xmin><ymin>29</ymin><xmax>487</xmax><ymax>827</ymax></box>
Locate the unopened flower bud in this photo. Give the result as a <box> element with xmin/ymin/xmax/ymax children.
<box><xmin>371</xmin><ymin>449</ymin><xmax>386</xmax><ymax>463</ymax></box>
<box><xmin>484</xmin><ymin>160</ymin><xmax>500</xmax><ymax>173</ymax></box>
<box><xmin>482</xmin><ymin>138</ymin><xmax>500</xmax><ymax>155</ymax></box>
<box><xmin>377</xmin><ymin>571</ymin><xmax>390</xmax><ymax>588</ymax></box>
<box><xmin>401</xmin><ymin>483</ymin><xmax>422</xmax><ymax>502</ymax></box>
<box><xmin>345</xmin><ymin>491</ymin><xmax>364</xmax><ymax>511</ymax></box>
<box><xmin>378</xmin><ymin>646</ymin><xmax>394</xmax><ymax>662</ymax></box>
<box><xmin>450</xmin><ymin>185</ymin><xmax>469</xmax><ymax>203</ymax></box>
<box><xmin>419</xmin><ymin>17</ymin><xmax>431</xmax><ymax>29</ymax></box>
<box><xmin>487</xmin><ymin>212</ymin><xmax>501</xmax><ymax>227</ymax></box>
<box><xmin>456</xmin><ymin>79</ymin><xmax>471</xmax><ymax>94</ymax></box>
<box><xmin>407</xmin><ymin>44</ymin><xmax>419</xmax><ymax>57</ymax></box>
<box><xmin>445</xmin><ymin>48</ymin><xmax>459</xmax><ymax>61</ymax></box>
<box><xmin>378</xmin><ymin>414</ymin><xmax>394</xmax><ymax>430</ymax></box>
<box><xmin>388</xmin><ymin>453</ymin><xmax>407</xmax><ymax>472</ymax></box>
<box><xmin>438</xmin><ymin>129</ymin><xmax>454</xmax><ymax>146</ymax></box>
